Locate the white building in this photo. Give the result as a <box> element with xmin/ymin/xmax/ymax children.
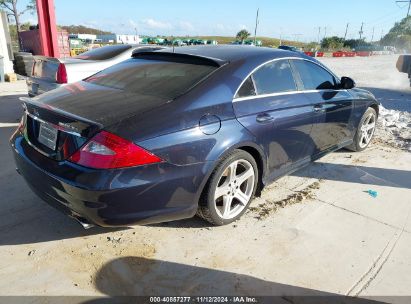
<box><xmin>69</xmin><ymin>33</ymin><xmax>97</xmax><ymax>42</ymax></box>
<box><xmin>97</xmin><ymin>34</ymin><xmax>141</xmax><ymax>44</ymax></box>
<box><xmin>0</xmin><ymin>11</ymin><xmax>14</xmax><ymax>81</ymax></box>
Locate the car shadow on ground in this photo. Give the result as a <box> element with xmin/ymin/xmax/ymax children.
<box><xmin>79</xmin><ymin>256</ymin><xmax>385</xmax><ymax>303</ymax></box>
<box><xmin>293</xmin><ymin>161</ymin><xmax>411</xmax><ymax>190</ymax></box>
<box><xmin>360</xmin><ymin>87</ymin><xmax>411</xmax><ymax>112</ymax></box>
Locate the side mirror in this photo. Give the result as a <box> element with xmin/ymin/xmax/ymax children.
<box><xmin>340</xmin><ymin>76</ymin><xmax>356</xmax><ymax>90</ymax></box>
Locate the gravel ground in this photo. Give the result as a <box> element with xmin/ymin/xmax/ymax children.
<box><xmin>0</xmin><ymin>55</ymin><xmax>410</xmax><ymax>299</ymax></box>
<box><xmin>320</xmin><ymin>55</ymin><xmax>411</xmax><ymax>151</ymax></box>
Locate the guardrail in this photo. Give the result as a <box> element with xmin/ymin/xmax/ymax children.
<box><xmin>303</xmin><ymin>51</ymin><xmax>387</xmax><ymax>58</ymax></box>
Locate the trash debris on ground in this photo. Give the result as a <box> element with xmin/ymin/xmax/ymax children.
<box><xmin>376</xmin><ymin>106</ymin><xmax>411</xmax><ymax>151</ymax></box>
<box><xmin>365</xmin><ymin>190</ymin><xmax>378</xmax><ymax>198</ymax></box>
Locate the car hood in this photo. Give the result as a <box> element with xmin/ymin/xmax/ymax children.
<box><xmin>30</xmin><ymin>81</ymin><xmax>171</xmax><ymax>127</ymax></box>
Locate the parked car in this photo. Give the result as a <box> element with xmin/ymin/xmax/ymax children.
<box><xmin>11</xmin><ymin>46</ymin><xmax>379</xmax><ymax>228</ymax></box>
<box><xmin>396</xmin><ymin>55</ymin><xmax>411</xmax><ymax>87</ymax></box>
<box><xmin>26</xmin><ymin>44</ymin><xmax>164</xmax><ymax>96</ymax></box>
<box><xmin>278</xmin><ymin>45</ymin><xmax>300</xmax><ymax>52</ymax></box>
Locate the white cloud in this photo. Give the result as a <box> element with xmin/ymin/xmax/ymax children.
<box><xmin>128</xmin><ymin>19</ymin><xmax>138</xmax><ymax>28</ymax></box>
<box><xmin>141</xmin><ymin>18</ymin><xmax>172</xmax><ymax>30</ymax></box>
<box><xmin>178</xmin><ymin>21</ymin><xmax>194</xmax><ymax>32</ymax></box>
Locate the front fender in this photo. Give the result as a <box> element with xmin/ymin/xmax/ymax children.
<box><xmin>350</xmin><ymin>88</ymin><xmax>380</xmax><ymax>127</ymax></box>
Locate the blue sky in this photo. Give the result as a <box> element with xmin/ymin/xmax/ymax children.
<box><xmin>17</xmin><ymin>0</ymin><xmax>408</xmax><ymax>42</ymax></box>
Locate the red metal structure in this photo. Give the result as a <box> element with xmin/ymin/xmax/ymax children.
<box><xmin>35</xmin><ymin>0</ymin><xmax>59</xmax><ymax>58</ymax></box>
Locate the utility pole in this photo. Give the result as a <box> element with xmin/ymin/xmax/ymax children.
<box><xmin>279</xmin><ymin>27</ymin><xmax>283</xmax><ymax>46</ymax></box>
<box><xmin>317</xmin><ymin>26</ymin><xmax>321</xmax><ymax>44</ymax></box>
<box><xmin>344</xmin><ymin>23</ymin><xmax>349</xmax><ymax>41</ymax></box>
<box><xmin>359</xmin><ymin>22</ymin><xmax>364</xmax><ymax>40</ymax></box>
<box><xmin>254</xmin><ymin>8</ymin><xmax>259</xmax><ymax>46</ymax></box>
<box><xmin>396</xmin><ymin>0</ymin><xmax>411</xmax><ymax>18</ymax></box>
<box><xmin>371</xmin><ymin>27</ymin><xmax>375</xmax><ymax>42</ymax></box>
<box><xmin>323</xmin><ymin>26</ymin><xmax>327</xmax><ymax>39</ymax></box>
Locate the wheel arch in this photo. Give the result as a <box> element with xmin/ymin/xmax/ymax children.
<box><xmin>196</xmin><ymin>141</ymin><xmax>267</xmax><ymax>205</ymax></box>
<box><xmin>369</xmin><ymin>102</ymin><xmax>379</xmax><ymax>117</ymax></box>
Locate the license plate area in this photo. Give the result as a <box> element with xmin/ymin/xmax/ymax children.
<box><xmin>38</xmin><ymin>122</ymin><xmax>58</xmax><ymax>151</ymax></box>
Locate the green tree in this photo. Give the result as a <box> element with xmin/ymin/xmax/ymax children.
<box><xmin>0</xmin><ymin>0</ymin><xmax>36</xmax><ymax>49</ymax></box>
<box><xmin>236</xmin><ymin>29</ymin><xmax>251</xmax><ymax>43</ymax></box>
<box><xmin>321</xmin><ymin>36</ymin><xmax>345</xmax><ymax>50</ymax></box>
<box><xmin>381</xmin><ymin>16</ymin><xmax>411</xmax><ymax>51</ymax></box>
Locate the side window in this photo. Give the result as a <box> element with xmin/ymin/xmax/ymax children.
<box><xmin>252</xmin><ymin>60</ymin><xmax>297</xmax><ymax>95</ymax></box>
<box><xmin>236</xmin><ymin>77</ymin><xmax>256</xmax><ymax>98</ymax></box>
<box><xmin>292</xmin><ymin>60</ymin><xmax>336</xmax><ymax>90</ymax></box>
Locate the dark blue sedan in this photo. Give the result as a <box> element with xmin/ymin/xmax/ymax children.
<box><xmin>10</xmin><ymin>46</ymin><xmax>379</xmax><ymax>227</ymax></box>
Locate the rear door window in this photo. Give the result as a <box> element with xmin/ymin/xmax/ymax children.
<box><xmin>235</xmin><ymin>77</ymin><xmax>257</xmax><ymax>98</ymax></box>
<box><xmin>292</xmin><ymin>60</ymin><xmax>336</xmax><ymax>90</ymax></box>
<box><xmin>252</xmin><ymin>60</ymin><xmax>297</xmax><ymax>95</ymax></box>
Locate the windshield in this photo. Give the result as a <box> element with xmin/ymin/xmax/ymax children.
<box><xmin>75</xmin><ymin>45</ymin><xmax>132</xmax><ymax>60</ymax></box>
<box><xmin>85</xmin><ymin>58</ymin><xmax>217</xmax><ymax>99</ymax></box>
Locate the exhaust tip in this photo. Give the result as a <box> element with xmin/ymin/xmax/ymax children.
<box><xmin>70</xmin><ymin>213</ymin><xmax>95</xmax><ymax>229</ymax></box>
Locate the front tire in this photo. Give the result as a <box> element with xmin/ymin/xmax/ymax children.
<box><xmin>197</xmin><ymin>150</ymin><xmax>258</xmax><ymax>226</ymax></box>
<box><xmin>346</xmin><ymin>107</ymin><xmax>377</xmax><ymax>152</ymax></box>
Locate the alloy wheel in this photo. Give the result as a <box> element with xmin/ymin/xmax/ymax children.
<box><xmin>359</xmin><ymin>112</ymin><xmax>376</xmax><ymax>149</ymax></box>
<box><xmin>214</xmin><ymin>159</ymin><xmax>255</xmax><ymax>220</ymax></box>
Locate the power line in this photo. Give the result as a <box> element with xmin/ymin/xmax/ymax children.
<box><xmin>396</xmin><ymin>0</ymin><xmax>411</xmax><ymax>17</ymax></box>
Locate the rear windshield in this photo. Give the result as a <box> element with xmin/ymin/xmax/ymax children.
<box><xmin>85</xmin><ymin>58</ymin><xmax>217</xmax><ymax>99</ymax></box>
<box><xmin>75</xmin><ymin>45</ymin><xmax>132</xmax><ymax>60</ymax></box>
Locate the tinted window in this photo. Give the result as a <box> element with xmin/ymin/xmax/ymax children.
<box><xmin>75</xmin><ymin>45</ymin><xmax>132</xmax><ymax>60</ymax></box>
<box><xmin>85</xmin><ymin>58</ymin><xmax>217</xmax><ymax>99</ymax></box>
<box><xmin>236</xmin><ymin>77</ymin><xmax>256</xmax><ymax>98</ymax></box>
<box><xmin>252</xmin><ymin>60</ymin><xmax>296</xmax><ymax>95</ymax></box>
<box><xmin>292</xmin><ymin>60</ymin><xmax>336</xmax><ymax>90</ymax></box>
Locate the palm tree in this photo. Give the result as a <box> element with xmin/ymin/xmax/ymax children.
<box><xmin>236</xmin><ymin>29</ymin><xmax>251</xmax><ymax>44</ymax></box>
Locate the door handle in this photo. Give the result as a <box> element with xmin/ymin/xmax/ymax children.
<box><xmin>313</xmin><ymin>104</ymin><xmax>325</xmax><ymax>113</ymax></box>
<box><xmin>256</xmin><ymin>113</ymin><xmax>274</xmax><ymax>123</ymax></box>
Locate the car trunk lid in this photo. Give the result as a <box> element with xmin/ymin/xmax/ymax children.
<box><xmin>21</xmin><ymin>82</ymin><xmax>170</xmax><ymax>161</ymax></box>
<box><xmin>31</xmin><ymin>56</ymin><xmax>96</xmax><ymax>83</ymax></box>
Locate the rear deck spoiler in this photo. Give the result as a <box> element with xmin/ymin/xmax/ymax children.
<box><xmin>20</xmin><ymin>97</ymin><xmax>102</xmax><ymax>138</ymax></box>
<box><xmin>132</xmin><ymin>51</ymin><xmax>227</xmax><ymax>67</ymax></box>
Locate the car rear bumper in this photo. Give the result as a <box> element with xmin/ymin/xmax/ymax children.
<box><xmin>26</xmin><ymin>77</ymin><xmax>63</xmax><ymax>96</ymax></box>
<box><xmin>10</xmin><ymin>133</ymin><xmax>206</xmax><ymax>227</ymax></box>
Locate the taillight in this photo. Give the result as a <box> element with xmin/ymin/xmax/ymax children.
<box><xmin>31</xmin><ymin>62</ymin><xmax>36</xmax><ymax>76</ymax></box>
<box><xmin>68</xmin><ymin>131</ymin><xmax>163</xmax><ymax>169</ymax></box>
<box><xmin>56</xmin><ymin>63</ymin><xmax>67</xmax><ymax>84</ymax></box>
<box><xmin>10</xmin><ymin>116</ymin><xmax>25</xmax><ymax>141</ymax></box>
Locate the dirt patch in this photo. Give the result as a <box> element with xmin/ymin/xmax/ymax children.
<box><xmin>37</xmin><ymin>233</ymin><xmax>157</xmax><ymax>290</ymax></box>
<box><xmin>249</xmin><ymin>181</ymin><xmax>322</xmax><ymax>220</ymax></box>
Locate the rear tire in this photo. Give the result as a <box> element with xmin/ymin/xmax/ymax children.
<box><xmin>197</xmin><ymin>150</ymin><xmax>258</xmax><ymax>226</ymax></box>
<box><xmin>346</xmin><ymin>107</ymin><xmax>377</xmax><ymax>152</ymax></box>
